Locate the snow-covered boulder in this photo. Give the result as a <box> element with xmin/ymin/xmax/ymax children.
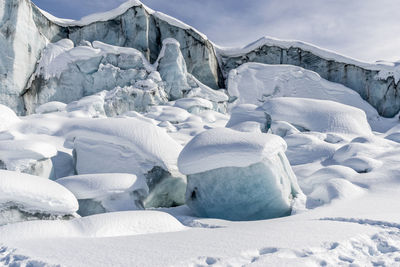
<box><xmin>227</xmin><ymin>63</ymin><xmax>380</xmax><ymax>121</ymax></box>
<box><xmin>0</xmin><ymin>140</ymin><xmax>57</xmax><ymax>179</ymax></box>
<box><xmin>0</xmin><ymin>170</ymin><xmax>78</xmax><ymax>225</ymax></box>
<box><xmin>178</xmin><ymin>128</ymin><xmax>304</xmax><ymax>221</ymax></box>
<box><xmin>57</xmin><ymin>173</ymin><xmax>149</xmax><ymax>216</ymax></box>
<box><xmin>64</xmin><ymin>118</ymin><xmax>186</xmax><ymax>208</ymax></box>
<box><xmin>260</xmin><ymin>97</ymin><xmax>372</xmax><ymax>136</ymax></box>
<box><xmin>0</xmin><ymin>104</ymin><xmax>20</xmax><ymax>132</ymax></box>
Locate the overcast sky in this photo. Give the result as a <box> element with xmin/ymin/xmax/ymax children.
<box><xmin>32</xmin><ymin>0</ymin><xmax>400</xmax><ymax>63</ymax></box>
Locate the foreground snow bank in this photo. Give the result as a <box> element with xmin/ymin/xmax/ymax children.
<box><xmin>0</xmin><ymin>170</ymin><xmax>78</xmax><ymax>225</ymax></box>
<box><xmin>0</xmin><ymin>210</ymin><xmax>186</xmax><ymax>240</ymax></box>
<box><xmin>57</xmin><ymin>173</ymin><xmax>149</xmax><ymax>216</ymax></box>
<box><xmin>178</xmin><ymin>128</ymin><xmax>304</xmax><ymax>220</ymax></box>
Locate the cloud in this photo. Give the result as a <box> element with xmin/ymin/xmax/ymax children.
<box><xmin>32</xmin><ymin>0</ymin><xmax>400</xmax><ymax>62</ymax></box>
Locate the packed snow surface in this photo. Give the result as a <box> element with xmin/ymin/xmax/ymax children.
<box><xmin>0</xmin><ymin>170</ymin><xmax>78</xmax><ymax>214</ymax></box>
<box><xmin>178</xmin><ymin>128</ymin><xmax>287</xmax><ymax>174</ymax></box>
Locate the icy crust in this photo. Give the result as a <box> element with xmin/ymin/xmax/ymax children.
<box><xmin>0</xmin><ymin>170</ymin><xmax>78</xmax><ymax>215</ymax></box>
<box><xmin>227</xmin><ymin>63</ymin><xmax>380</xmax><ymax>120</ymax></box>
<box><xmin>0</xmin><ymin>210</ymin><xmax>186</xmax><ymax>240</ymax></box>
<box><xmin>0</xmin><ymin>105</ymin><xmax>20</xmax><ymax>132</ymax></box>
<box><xmin>260</xmin><ymin>97</ymin><xmax>372</xmax><ymax>136</ymax></box>
<box><xmin>56</xmin><ymin>173</ymin><xmax>148</xmax><ymax>199</ymax></box>
<box><xmin>178</xmin><ymin>128</ymin><xmax>287</xmax><ymax>175</ymax></box>
<box><xmin>218</xmin><ymin>36</ymin><xmax>400</xmax><ymax>82</ymax></box>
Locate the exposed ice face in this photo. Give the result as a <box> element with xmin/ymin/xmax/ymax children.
<box><xmin>227</xmin><ymin>63</ymin><xmax>380</xmax><ymax>122</ymax></box>
<box><xmin>186</xmin><ymin>154</ymin><xmax>300</xmax><ymax>221</ymax></box>
<box><xmin>156</xmin><ymin>38</ymin><xmax>190</xmax><ymax>100</ymax></box>
<box><xmin>0</xmin><ymin>170</ymin><xmax>78</xmax><ymax>225</ymax></box>
<box><xmin>178</xmin><ymin>128</ymin><xmax>304</xmax><ymax>220</ymax></box>
<box><xmin>57</xmin><ymin>173</ymin><xmax>149</xmax><ymax>216</ymax></box>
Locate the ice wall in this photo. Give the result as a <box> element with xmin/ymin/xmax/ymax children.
<box><xmin>219</xmin><ymin>37</ymin><xmax>400</xmax><ymax>117</ymax></box>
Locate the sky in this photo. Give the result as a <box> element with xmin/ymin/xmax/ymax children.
<box><xmin>32</xmin><ymin>0</ymin><xmax>400</xmax><ymax>63</ymax></box>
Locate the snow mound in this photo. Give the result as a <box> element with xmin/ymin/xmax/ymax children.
<box><xmin>227</xmin><ymin>63</ymin><xmax>379</xmax><ymax>120</ymax></box>
<box><xmin>0</xmin><ymin>210</ymin><xmax>186</xmax><ymax>240</ymax></box>
<box><xmin>56</xmin><ymin>173</ymin><xmax>148</xmax><ymax>199</ymax></box>
<box><xmin>35</xmin><ymin>101</ymin><xmax>67</xmax><ymax>114</ymax></box>
<box><xmin>260</xmin><ymin>97</ymin><xmax>372</xmax><ymax>136</ymax></box>
<box><xmin>0</xmin><ymin>170</ymin><xmax>78</xmax><ymax>216</ymax></box>
<box><xmin>178</xmin><ymin>128</ymin><xmax>287</xmax><ymax>175</ymax></box>
<box><xmin>0</xmin><ymin>104</ymin><xmax>20</xmax><ymax>132</ymax></box>
<box><xmin>57</xmin><ymin>173</ymin><xmax>149</xmax><ymax>216</ymax></box>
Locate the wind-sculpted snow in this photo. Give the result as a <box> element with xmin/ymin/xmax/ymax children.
<box><xmin>219</xmin><ymin>37</ymin><xmax>400</xmax><ymax>117</ymax></box>
<box><xmin>0</xmin><ymin>104</ymin><xmax>20</xmax><ymax>132</ymax></box>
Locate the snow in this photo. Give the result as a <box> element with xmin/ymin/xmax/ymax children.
<box><xmin>0</xmin><ymin>210</ymin><xmax>186</xmax><ymax>240</ymax></box>
<box><xmin>178</xmin><ymin>128</ymin><xmax>287</xmax><ymax>175</ymax></box>
<box><xmin>0</xmin><ymin>105</ymin><xmax>20</xmax><ymax>132</ymax></box>
<box><xmin>56</xmin><ymin>173</ymin><xmax>148</xmax><ymax>200</ymax></box>
<box><xmin>227</xmin><ymin>63</ymin><xmax>380</xmax><ymax>121</ymax></box>
<box><xmin>219</xmin><ymin>36</ymin><xmax>400</xmax><ymax>82</ymax></box>
<box><xmin>260</xmin><ymin>97</ymin><xmax>372</xmax><ymax>136</ymax></box>
<box><xmin>0</xmin><ymin>170</ymin><xmax>78</xmax><ymax>215</ymax></box>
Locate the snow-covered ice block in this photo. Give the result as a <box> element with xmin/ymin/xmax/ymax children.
<box><xmin>0</xmin><ymin>140</ymin><xmax>57</xmax><ymax>179</ymax></box>
<box><xmin>226</xmin><ymin>104</ymin><xmax>270</xmax><ymax>133</ymax></box>
<box><xmin>227</xmin><ymin>63</ymin><xmax>379</xmax><ymax>121</ymax></box>
<box><xmin>0</xmin><ymin>210</ymin><xmax>186</xmax><ymax>240</ymax></box>
<box><xmin>0</xmin><ymin>170</ymin><xmax>78</xmax><ymax>225</ymax></box>
<box><xmin>173</xmin><ymin>97</ymin><xmax>213</xmax><ymax>114</ymax></box>
<box><xmin>35</xmin><ymin>101</ymin><xmax>67</xmax><ymax>114</ymax></box>
<box><xmin>65</xmin><ymin>118</ymin><xmax>186</xmax><ymax>208</ymax></box>
<box><xmin>178</xmin><ymin>128</ymin><xmax>304</xmax><ymax>221</ymax></box>
<box><xmin>145</xmin><ymin>105</ymin><xmax>191</xmax><ymax>123</ymax></box>
<box><xmin>57</xmin><ymin>173</ymin><xmax>149</xmax><ymax>216</ymax></box>
<box><xmin>260</xmin><ymin>97</ymin><xmax>372</xmax><ymax>136</ymax></box>
<box><xmin>0</xmin><ymin>104</ymin><xmax>20</xmax><ymax>132</ymax></box>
